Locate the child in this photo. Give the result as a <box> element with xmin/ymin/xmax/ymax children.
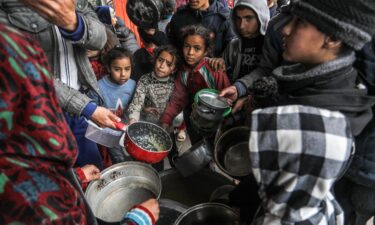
<box><xmin>246</xmin><ymin>0</ymin><xmax>375</xmax><ymax>223</ymax></box>
<box><xmin>248</xmin><ymin>105</ymin><xmax>352</xmax><ymax>225</ymax></box>
<box><xmin>90</xmin><ymin>46</ymin><xmax>136</xmax><ymax>117</ymax></box>
<box><xmin>88</xmin><ymin>47</ymin><xmax>136</xmax><ymax>164</ymax></box>
<box><xmin>128</xmin><ymin>45</ymin><xmax>186</xmax><ymax>141</ymax></box>
<box><xmin>160</xmin><ymin>24</ymin><xmax>231</xmax><ymax>144</ymax></box>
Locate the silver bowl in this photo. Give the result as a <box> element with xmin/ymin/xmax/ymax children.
<box><xmin>85</xmin><ymin>161</ymin><xmax>161</xmax><ymax>223</ymax></box>
<box><xmin>174</xmin><ymin>202</ymin><xmax>240</xmax><ymax>225</ymax></box>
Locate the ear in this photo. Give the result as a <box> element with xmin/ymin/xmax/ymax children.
<box><xmin>323</xmin><ymin>36</ymin><xmax>342</xmax><ymax>50</ymax></box>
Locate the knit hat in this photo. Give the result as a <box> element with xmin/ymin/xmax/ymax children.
<box><xmin>290</xmin><ymin>0</ymin><xmax>375</xmax><ymax>50</ymax></box>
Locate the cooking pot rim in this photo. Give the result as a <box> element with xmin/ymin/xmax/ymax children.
<box><xmin>126</xmin><ymin>121</ymin><xmax>172</xmax><ymax>153</ymax></box>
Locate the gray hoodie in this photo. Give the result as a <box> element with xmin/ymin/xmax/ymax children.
<box><xmin>223</xmin><ymin>0</ymin><xmax>270</xmax><ymax>82</ymax></box>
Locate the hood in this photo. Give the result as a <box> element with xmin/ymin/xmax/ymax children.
<box><xmin>249</xmin><ymin>105</ymin><xmax>352</xmax><ymax>224</ymax></box>
<box><xmin>232</xmin><ymin>0</ymin><xmax>270</xmax><ymax>35</ymax></box>
<box><xmin>95</xmin><ymin>6</ymin><xmax>115</xmax><ymax>26</ymax></box>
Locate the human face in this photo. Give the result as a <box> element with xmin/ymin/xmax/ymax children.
<box><xmin>183</xmin><ymin>34</ymin><xmax>207</xmax><ymax>68</ymax></box>
<box><xmin>109</xmin><ymin>57</ymin><xmax>131</xmax><ymax>85</ymax></box>
<box><xmin>154</xmin><ymin>51</ymin><xmax>176</xmax><ymax>78</ymax></box>
<box><xmin>189</xmin><ymin>0</ymin><xmax>210</xmax><ymax>10</ymax></box>
<box><xmin>234</xmin><ymin>7</ymin><xmax>259</xmax><ymax>39</ymax></box>
<box><xmin>281</xmin><ymin>16</ymin><xmax>329</xmax><ymax>65</ymax></box>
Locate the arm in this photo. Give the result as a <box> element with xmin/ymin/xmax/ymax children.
<box><xmin>160</xmin><ymin>74</ymin><xmax>189</xmax><ymax>126</ymax></box>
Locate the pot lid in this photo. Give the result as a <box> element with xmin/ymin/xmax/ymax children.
<box><xmin>197</xmin><ymin>89</ymin><xmax>229</xmax><ymax>110</ymax></box>
<box><xmin>126</xmin><ymin>0</ymin><xmax>163</xmax><ymax>28</ymax></box>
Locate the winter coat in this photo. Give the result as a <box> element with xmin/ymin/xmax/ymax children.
<box><xmin>160</xmin><ymin>58</ymin><xmax>231</xmax><ymax>125</ymax></box>
<box><xmin>0</xmin><ymin>0</ymin><xmax>107</xmax><ymax>116</ymax></box>
<box><xmin>168</xmin><ymin>0</ymin><xmax>236</xmax><ymax>56</ymax></box>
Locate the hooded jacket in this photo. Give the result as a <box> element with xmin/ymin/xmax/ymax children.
<box><xmin>249</xmin><ymin>105</ymin><xmax>352</xmax><ymax>225</ymax></box>
<box><xmin>168</xmin><ymin>0</ymin><xmax>236</xmax><ymax>56</ymax></box>
<box><xmin>223</xmin><ymin>0</ymin><xmax>270</xmax><ymax>82</ymax></box>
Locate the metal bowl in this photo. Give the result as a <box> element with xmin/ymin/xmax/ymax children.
<box><xmin>160</xmin><ymin>169</ymin><xmax>234</xmax><ymax>207</ymax></box>
<box><xmin>215</xmin><ymin>126</ymin><xmax>252</xmax><ymax>178</ymax></box>
<box><xmin>174</xmin><ymin>203</ymin><xmax>240</xmax><ymax>225</ymax></box>
<box><xmin>85</xmin><ymin>162</ymin><xmax>161</xmax><ymax>223</ymax></box>
<box><xmin>199</xmin><ymin>91</ymin><xmax>229</xmax><ymax>110</ymax></box>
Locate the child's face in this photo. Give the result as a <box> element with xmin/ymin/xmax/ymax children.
<box><xmin>154</xmin><ymin>51</ymin><xmax>176</xmax><ymax>78</ymax></box>
<box><xmin>109</xmin><ymin>57</ymin><xmax>131</xmax><ymax>85</ymax></box>
<box><xmin>234</xmin><ymin>7</ymin><xmax>259</xmax><ymax>39</ymax></box>
<box><xmin>189</xmin><ymin>0</ymin><xmax>210</xmax><ymax>10</ymax></box>
<box><xmin>281</xmin><ymin>16</ymin><xmax>329</xmax><ymax>65</ymax></box>
<box><xmin>183</xmin><ymin>34</ymin><xmax>207</xmax><ymax>68</ymax></box>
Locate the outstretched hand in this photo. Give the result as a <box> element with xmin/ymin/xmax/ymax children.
<box><xmin>81</xmin><ymin>164</ymin><xmax>100</xmax><ymax>182</ymax></box>
<box><xmin>91</xmin><ymin>106</ymin><xmax>121</xmax><ymax>129</ymax></box>
<box><xmin>220</xmin><ymin>85</ymin><xmax>238</xmax><ymax>103</ymax></box>
<box><xmin>139</xmin><ymin>198</ymin><xmax>160</xmax><ymax>221</ymax></box>
<box><xmin>20</xmin><ymin>0</ymin><xmax>78</xmax><ymax>31</ymax></box>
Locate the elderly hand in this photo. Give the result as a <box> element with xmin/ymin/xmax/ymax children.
<box><xmin>20</xmin><ymin>0</ymin><xmax>78</xmax><ymax>31</ymax></box>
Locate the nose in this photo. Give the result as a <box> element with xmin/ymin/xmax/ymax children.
<box><xmin>187</xmin><ymin>47</ymin><xmax>194</xmax><ymax>55</ymax></box>
<box><xmin>281</xmin><ymin>16</ymin><xmax>295</xmax><ymax>38</ymax></box>
<box><xmin>239</xmin><ymin>19</ymin><xmax>246</xmax><ymax>30</ymax></box>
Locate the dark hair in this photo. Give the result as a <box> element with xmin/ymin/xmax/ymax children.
<box><xmin>102</xmin><ymin>46</ymin><xmax>133</xmax><ymax>68</ymax></box>
<box><xmin>181</xmin><ymin>24</ymin><xmax>214</xmax><ymax>57</ymax></box>
<box><xmin>161</xmin><ymin>0</ymin><xmax>176</xmax><ymax>18</ymax></box>
<box><xmin>153</xmin><ymin>45</ymin><xmax>182</xmax><ymax>71</ymax></box>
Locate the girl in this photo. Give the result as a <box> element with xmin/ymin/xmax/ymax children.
<box><xmin>90</xmin><ymin>46</ymin><xmax>136</xmax><ymax>118</ymax></box>
<box><xmin>88</xmin><ymin>47</ymin><xmax>136</xmax><ymax>164</ymax></box>
<box><xmin>160</xmin><ymin>24</ymin><xmax>231</xmax><ymax>144</ymax></box>
<box><xmin>128</xmin><ymin>45</ymin><xmax>181</xmax><ymax>124</ymax></box>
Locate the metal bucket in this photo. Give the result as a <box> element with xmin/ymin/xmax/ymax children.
<box><xmin>157</xmin><ymin>199</ymin><xmax>188</xmax><ymax>225</ymax></box>
<box><xmin>85</xmin><ymin>162</ymin><xmax>161</xmax><ymax>223</ymax></box>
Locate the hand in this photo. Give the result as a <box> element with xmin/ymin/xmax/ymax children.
<box><xmin>208</xmin><ymin>57</ymin><xmax>226</xmax><ymax>71</ymax></box>
<box><xmin>20</xmin><ymin>0</ymin><xmax>78</xmax><ymax>31</ymax></box>
<box><xmin>220</xmin><ymin>85</ymin><xmax>238</xmax><ymax>102</ymax></box>
<box><xmin>81</xmin><ymin>164</ymin><xmax>100</xmax><ymax>182</ymax></box>
<box><xmin>143</xmin><ymin>107</ymin><xmax>159</xmax><ymax>116</ymax></box>
<box><xmin>139</xmin><ymin>198</ymin><xmax>160</xmax><ymax>221</ymax></box>
<box><xmin>91</xmin><ymin>106</ymin><xmax>121</xmax><ymax>129</ymax></box>
<box><xmin>232</xmin><ymin>96</ymin><xmax>251</xmax><ymax>113</ymax></box>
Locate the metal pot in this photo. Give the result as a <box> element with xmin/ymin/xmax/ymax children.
<box><xmin>157</xmin><ymin>199</ymin><xmax>188</xmax><ymax>225</ymax></box>
<box><xmin>174</xmin><ymin>203</ymin><xmax>240</xmax><ymax>225</ymax></box>
<box><xmin>214</xmin><ymin>126</ymin><xmax>252</xmax><ymax>178</ymax></box>
<box><xmin>124</xmin><ymin>121</ymin><xmax>172</xmax><ymax>164</ymax></box>
<box><xmin>172</xmin><ymin>138</ymin><xmax>213</xmax><ymax>177</ymax></box>
<box><xmin>85</xmin><ymin>162</ymin><xmax>161</xmax><ymax>223</ymax></box>
<box><xmin>160</xmin><ymin>169</ymin><xmax>234</xmax><ymax>207</ymax></box>
<box><xmin>126</xmin><ymin>0</ymin><xmax>163</xmax><ymax>28</ymax></box>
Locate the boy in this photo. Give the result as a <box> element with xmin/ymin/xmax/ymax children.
<box><xmin>249</xmin><ymin>105</ymin><xmax>353</xmax><ymax>225</ymax></box>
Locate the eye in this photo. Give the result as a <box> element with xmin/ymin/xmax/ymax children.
<box><xmin>194</xmin><ymin>47</ymin><xmax>201</xmax><ymax>51</ymax></box>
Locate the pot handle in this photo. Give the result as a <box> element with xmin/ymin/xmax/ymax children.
<box><xmin>113</xmin><ymin>121</ymin><xmax>127</xmax><ymax>131</ymax></box>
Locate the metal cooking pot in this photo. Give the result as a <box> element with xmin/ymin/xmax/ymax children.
<box><xmin>85</xmin><ymin>162</ymin><xmax>161</xmax><ymax>223</ymax></box>
<box><xmin>123</xmin><ymin>121</ymin><xmax>172</xmax><ymax>164</ymax></box>
<box><xmin>215</xmin><ymin>126</ymin><xmax>251</xmax><ymax>178</ymax></box>
<box><xmin>172</xmin><ymin>138</ymin><xmax>213</xmax><ymax>177</ymax></box>
<box><xmin>157</xmin><ymin>199</ymin><xmax>188</xmax><ymax>225</ymax></box>
<box><xmin>160</xmin><ymin>169</ymin><xmax>234</xmax><ymax>207</ymax></box>
<box><xmin>86</xmin><ymin>121</ymin><xmax>172</xmax><ymax>163</ymax></box>
<box><xmin>126</xmin><ymin>0</ymin><xmax>163</xmax><ymax>28</ymax></box>
<box><xmin>174</xmin><ymin>202</ymin><xmax>240</xmax><ymax>225</ymax></box>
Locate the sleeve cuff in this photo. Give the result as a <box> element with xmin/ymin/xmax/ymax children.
<box><xmin>59</xmin><ymin>13</ymin><xmax>85</xmax><ymax>41</ymax></box>
<box><xmin>123</xmin><ymin>205</ymin><xmax>155</xmax><ymax>225</ymax></box>
<box><xmin>233</xmin><ymin>82</ymin><xmax>247</xmax><ymax>97</ymax></box>
<box><xmin>81</xmin><ymin>102</ymin><xmax>97</xmax><ymax>119</ymax></box>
